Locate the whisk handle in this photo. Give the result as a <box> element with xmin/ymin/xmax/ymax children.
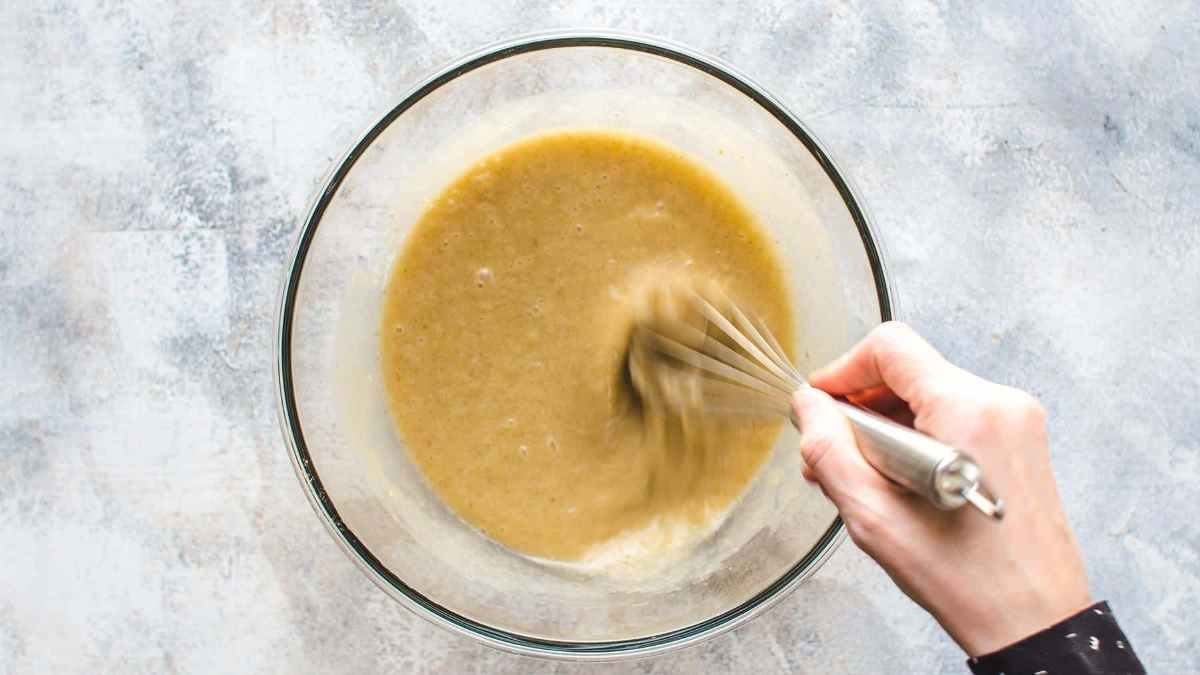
<box><xmin>828</xmin><ymin>398</ymin><xmax>1004</xmax><ymax>520</ymax></box>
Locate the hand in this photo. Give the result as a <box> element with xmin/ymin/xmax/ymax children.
<box><xmin>793</xmin><ymin>322</ymin><xmax>1091</xmax><ymax>657</ymax></box>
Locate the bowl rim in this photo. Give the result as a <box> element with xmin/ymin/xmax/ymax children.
<box><xmin>275</xmin><ymin>29</ymin><xmax>894</xmax><ymax>661</ymax></box>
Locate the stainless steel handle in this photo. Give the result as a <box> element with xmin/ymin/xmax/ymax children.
<box><xmin>828</xmin><ymin>399</ymin><xmax>1004</xmax><ymax>519</ymax></box>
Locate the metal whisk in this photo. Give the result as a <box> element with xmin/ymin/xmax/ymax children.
<box><xmin>632</xmin><ymin>292</ymin><xmax>1005</xmax><ymax>520</ymax></box>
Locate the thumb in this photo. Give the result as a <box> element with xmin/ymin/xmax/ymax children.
<box><xmin>792</xmin><ymin>387</ymin><xmax>890</xmax><ymax>506</ymax></box>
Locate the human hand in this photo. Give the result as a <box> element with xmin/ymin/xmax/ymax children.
<box><xmin>793</xmin><ymin>322</ymin><xmax>1091</xmax><ymax>657</ymax></box>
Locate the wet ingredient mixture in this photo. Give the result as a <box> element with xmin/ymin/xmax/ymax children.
<box><xmin>380</xmin><ymin>130</ymin><xmax>794</xmax><ymax>561</ymax></box>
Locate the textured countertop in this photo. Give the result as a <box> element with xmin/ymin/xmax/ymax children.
<box><xmin>2</xmin><ymin>2</ymin><xmax>1197</xmax><ymax>672</ymax></box>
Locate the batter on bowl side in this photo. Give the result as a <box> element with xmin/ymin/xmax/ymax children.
<box><xmin>380</xmin><ymin>130</ymin><xmax>794</xmax><ymax>561</ymax></box>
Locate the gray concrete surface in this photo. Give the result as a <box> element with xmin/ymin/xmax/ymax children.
<box><xmin>2</xmin><ymin>1</ymin><xmax>1196</xmax><ymax>672</ymax></box>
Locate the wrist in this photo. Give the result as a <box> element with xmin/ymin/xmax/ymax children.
<box><xmin>955</xmin><ymin>590</ymin><xmax>1093</xmax><ymax>657</ymax></box>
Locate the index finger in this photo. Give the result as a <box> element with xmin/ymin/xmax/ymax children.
<box><xmin>808</xmin><ymin>322</ymin><xmax>960</xmax><ymax>408</ymax></box>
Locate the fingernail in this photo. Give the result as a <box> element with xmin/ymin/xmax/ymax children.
<box><xmin>791</xmin><ymin>386</ymin><xmax>825</xmax><ymax>418</ymax></box>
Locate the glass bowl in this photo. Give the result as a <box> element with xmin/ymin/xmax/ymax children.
<box><xmin>276</xmin><ymin>31</ymin><xmax>893</xmax><ymax>660</ymax></box>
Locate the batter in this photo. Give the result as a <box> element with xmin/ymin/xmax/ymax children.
<box><xmin>380</xmin><ymin>130</ymin><xmax>793</xmax><ymax>561</ymax></box>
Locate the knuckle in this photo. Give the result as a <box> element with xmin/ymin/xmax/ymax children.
<box><xmin>919</xmin><ymin>381</ymin><xmax>956</xmax><ymax>410</ymax></box>
<box><xmin>1009</xmin><ymin>390</ymin><xmax>1048</xmax><ymax>442</ymax></box>
<box><xmin>965</xmin><ymin>401</ymin><xmax>1010</xmax><ymax>445</ymax></box>
<box><xmin>1014</xmin><ymin>391</ymin><xmax>1047</xmax><ymax>425</ymax></box>
<box><xmin>799</xmin><ymin>431</ymin><xmax>838</xmax><ymax>470</ymax></box>
<box><xmin>872</xmin><ymin>320</ymin><xmax>915</xmax><ymax>347</ymax></box>
<box><xmin>978</xmin><ymin>397</ymin><xmax>1011</xmax><ymax>428</ymax></box>
<box><xmin>966</xmin><ymin>388</ymin><xmax>1046</xmax><ymax>443</ymax></box>
<box><xmin>844</xmin><ymin>506</ymin><xmax>888</xmax><ymax>552</ymax></box>
<box><xmin>993</xmin><ymin>387</ymin><xmax>1045</xmax><ymax>423</ymax></box>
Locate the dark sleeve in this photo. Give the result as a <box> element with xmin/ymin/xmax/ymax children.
<box><xmin>966</xmin><ymin>601</ymin><xmax>1146</xmax><ymax>675</ymax></box>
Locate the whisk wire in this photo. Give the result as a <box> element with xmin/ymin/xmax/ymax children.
<box><xmin>691</xmin><ymin>327</ymin><xmax>797</xmax><ymax>395</ymax></box>
<box><xmin>754</xmin><ymin>316</ymin><xmax>805</xmax><ymax>384</ymax></box>
<box><xmin>693</xmin><ymin>294</ymin><xmax>799</xmax><ymax>389</ymax></box>
<box><xmin>724</xmin><ymin>297</ymin><xmax>801</xmax><ymax>385</ymax></box>
<box><xmin>640</xmin><ymin>330</ymin><xmax>787</xmax><ymax>399</ymax></box>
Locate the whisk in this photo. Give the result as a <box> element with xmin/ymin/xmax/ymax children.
<box><xmin>631</xmin><ymin>291</ymin><xmax>1005</xmax><ymax>520</ymax></box>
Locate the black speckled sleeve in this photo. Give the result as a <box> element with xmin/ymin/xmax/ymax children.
<box><xmin>966</xmin><ymin>602</ymin><xmax>1146</xmax><ymax>675</ymax></box>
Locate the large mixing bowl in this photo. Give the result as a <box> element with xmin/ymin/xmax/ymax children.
<box><xmin>276</xmin><ymin>32</ymin><xmax>893</xmax><ymax>660</ymax></box>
